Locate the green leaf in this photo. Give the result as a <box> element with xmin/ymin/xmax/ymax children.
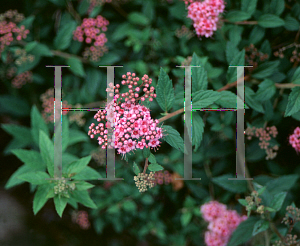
<box><xmin>226</xmin><ymin>11</ymin><xmax>251</xmax><ymax>22</ymax></box>
<box><xmin>227</xmin><ymin>49</ymin><xmax>245</xmax><ymax>83</ymax></box>
<box><xmin>25</xmin><ymin>41</ymin><xmax>53</xmax><ymax>57</ymax></box>
<box><xmin>284</xmin><ymin>16</ymin><xmax>300</xmax><ymax>31</ymax></box>
<box><xmin>1</xmin><ymin>124</ymin><xmax>33</xmax><ymax>144</ymax></box>
<box><xmin>265</xmin><ymin>174</ymin><xmax>299</xmax><ymax>195</ymax></box>
<box><xmin>292</xmin><ymin>67</ymin><xmax>300</xmax><ymax>84</ymax></box>
<box><xmin>111</xmin><ymin>23</ymin><xmax>132</xmax><ymax>42</ymax></box>
<box><xmin>16</xmin><ymin>55</ymin><xmax>41</xmax><ymax>75</ymax></box>
<box><xmin>245</xmin><ymin>87</ymin><xmax>265</xmax><ymax>113</ymax></box>
<box><xmin>228</xmin><ymin>217</ymin><xmax>260</xmax><ymax>246</ymax></box>
<box><xmin>212</xmin><ymin>174</ymin><xmax>248</xmax><ymax>193</ymax></box>
<box><xmin>66</xmin><ymin>156</ymin><xmax>92</xmax><ymax>175</ymax></box>
<box><xmin>54</xmin><ymin>196</ymin><xmax>68</xmax><ymax>217</ymax></box>
<box><xmin>215</xmin><ymin>90</ymin><xmax>249</xmax><ymax>109</ymax></box>
<box><xmin>77</xmin><ymin>0</ymin><xmax>90</xmax><ymax>15</ymax></box>
<box><xmin>39</xmin><ymin>130</ymin><xmax>54</xmax><ymax>177</ymax></box>
<box><xmin>11</xmin><ymin>149</ymin><xmax>45</xmax><ymax>169</ymax></box>
<box><xmin>226</xmin><ymin>41</ymin><xmax>239</xmax><ymax>64</ymax></box>
<box><xmin>192</xmin><ymin>90</ymin><xmax>221</xmax><ymax>109</ymax></box>
<box><xmin>18</xmin><ymin>171</ymin><xmax>50</xmax><ymax>185</ymax></box>
<box><xmin>161</xmin><ymin>125</ymin><xmax>185</xmax><ymax>153</ymax></box>
<box><xmin>75</xmin><ymin>181</ymin><xmax>95</xmax><ymax>191</ymax></box>
<box><xmin>33</xmin><ymin>184</ymin><xmax>51</xmax><ymax>215</ymax></box>
<box><xmin>62</xmin><ymin>116</ymin><xmax>69</xmax><ymax>152</ymax></box>
<box><xmin>72</xmin><ymin>166</ymin><xmax>102</xmax><ymax>180</ymax></box>
<box><xmin>31</xmin><ymin>105</ymin><xmax>49</xmax><ymax>146</ymax></box>
<box><xmin>270</xmin><ymin>0</ymin><xmax>285</xmax><ymax>16</ymax></box>
<box><xmin>254</xmin><ymin>79</ymin><xmax>276</xmax><ymax>101</ymax></box>
<box><xmin>19</xmin><ymin>15</ymin><xmax>35</xmax><ymax>29</ymax></box>
<box><xmin>148</xmin><ymin>153</ymin><xmax>157</xmax><ymax>164</ymax></box>
<box><xmin>67</xmin><ymin>57</ymin><xmax>86</xmax><ymax>77</ymax></box>
<box><xmin>238</xmin><ymin>199</ymin><xmax>248</xmax><ymax>206</ymax></box>
<box><xmin>181</xmin><ymin>212</ymin><xmax>192</xmax><ymax>227</ymax></box>
<box><xmin>258</xmin><ymin>14</ymin><xmax>285</xmax><ymax>28</ymax></box>
<box><xmin>252</xmin><ymin>61</ymin><xmax>280</xmax><ymax>79</ymax></box>
<box><xmin>228</xmin><ymin>26</ymin><xmax>243</xmax><ymax>46</ymax></box>
<box><xmin>192</xmin><ymin>112</ymin><xmax>204</xmax><ymax>151</ymax></box>
<box><xmin>252</xmin><ymin>220</ymin><xmax>269</xmax><ymax>236</ymax></box>
<box><xmin>70</xmin><ymin>190</ymin><xmax>97</xmax><ymax>209</ymax></box>
<box><xmin>128</xmin><ymin>12</ymin><xmax>149</xmax><ymax>26</ymax></box>
<box><xmin>0</xmin><ymin>95</ymin><xmax>30</xmax><ymax>117</ymax></box>
<box><xmin>191</xmin><ymin>53</ymin><xmax>208</xmax><ymax>91</ymax></box>
<box><xmin>133</xmin><ymin>162</ymin><xmax>141</xmax><ymax>175</ymax></box>
<box><xmin>148</xmin><ymin>163</ymin><xmax>164</xmax><ymax>172</ymax></box>
<box><xmin>122</xmin><ymin>200</ymin><xmax>137</xmax><ymax>212</ymax></box>
<box><xmin>68</xmin><ymin>129</ymin><xmax>89</xmax><ymax>146</ymax></box>
<box><xmin>265</xmin><ymin>207</ymin><xmax>276</xmax><ymax>212</ymax></box>
<box><xmin>156</xmin><ymin>67</ymin><xmax>175</xmax><ymax>112</ymax></box>
<box><xmin>54</xmin><ymin>20</ymin><xmax>77</xmax><ymax>50</ymax></box>
<box><xmin>284</xmin><ymin>87</ymin><xmax>300</xmax><ymax>117</ymax></box>
<box><xmin>143</xmin><ymin>147</ymin><xmax>150</xmax><ymax>158</ymax></box>
<box><xmin>249</xmin><ymin>26</ymin><xmax>265</xmax><ymax>45</ymax></box>
<box><xmin>5</xmin><ymin>165</ymin><xmax>32</xmax><ymax>189</ymax></box>
<box><xmin>257</xmin><ymin>186</ymin><xmax>267</xmax><ymax>195</ymax></box>
<box><xmin>270</xmin><ymin>192</ymin><xmax>287</xmax><ymax>211</ymax></box>
<box><xmin>241</xmin><ymin>0</ymin><xmax>258</xmax><ymax>16</ymax></box>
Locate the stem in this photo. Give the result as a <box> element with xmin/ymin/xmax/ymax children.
<box><xmin>275</xmin><ymin>83</ymin><xmax>300</xmax><ymax>88</ymax></box>
<box><xmin>143</xmin><ymin>158</ymin><xmax>149</xmax><ymax>175</ymax></box>
<box><xmin>204</xmin><ymin>160</ymin><xmax>215</xmax><ymax>200</ymax></box>
<box><xmin>158</xmin><ymin>108</ymin><xmax>184</xmax><ymax>123</ymax></box>
<box><xmin>270</xmin><ymin>222</ymin><xmax>286</xmax><ymax>244</ymax></box>
<box><xmin>51</xmin><ymin>50</ymin><xmax>87</xmax><ymax>63</ymax></box>
<box><xmin>67</xmin><ymin>1</ymin><xmax>81</xmax><ymax>23</ymax></box>
<box><xmin>223</xmin><ymin>19</ymin><xmax>258</xmax><ymax>25</ymax></box>
<box><xmin>265</xmin><ymin>230</ymin><xmax>270</xmax><ymax>246</ymax></box>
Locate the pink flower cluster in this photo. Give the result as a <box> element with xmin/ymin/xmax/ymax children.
<box><xmin>88</xmin><ymin>72</ymin><xmax>163</xmax><ymax>158</ymax></box>
<box><xmin>0</xmin><ymin>10</ymin><xmax>29</xmax><ymax>55</ymax></box>
<box><xmin>11</xmin><ymin>70</ymin><xmax>32</xmax><ymax>88</ymax></box>
<box><xmin>72</xmin><ymin>211</ymin><xmax>90</xmax><ymax>230</ymax></box>
<box><xmin>187</xmin><ymin>0</ymin><xmax>225</xmax><ymax>38</ymax></box>
<box><xmin>73</xmin><ymin>15</ymin><xmax>109</xmax><ymax>61</ymax></box>
<box><xmin>201</xmin><ymin>201</ymin><xmax>247</xmax><ymax>246</ymax></box>
<box><xmin>152</xmin><ymin>170</ymin><xmax>172</xmax><ymax>186</ymax></box>
<box><xmin>289</xmin><ymin>127</ymin><xmax>300</xmax><ymax>154</ymax></box>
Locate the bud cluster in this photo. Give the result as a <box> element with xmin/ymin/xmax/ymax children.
<box><xmin>245</xmin><ymin>44</ymin><xmax>269</xmax><ymax>72</ymax></box>
<box><xmin>245</xmin><ymin>190</ymin><xmax>264</xmax><ymax>215</ymax></box>
<box><xmin>245</xmin><ymin>126</ymin><xmax>279</xmax><ymax>160</ymax></box>
<box><xmin>152</xmin><ymin>170</ymin><xmax>172</xmax><ymax>187</ymax></box>
<box><xmin>11</xmin><ymin>70</ymin><xmax>32</xmax><ymax>88</ymax></box>
<box><xmin>14</xmin><ymin>48</ymin><xmax>35</xmax><ymax>66</ymax></box>
<box><xmin>68</xmin><ymin>104</ymin><xmax>86</xmax><ymax>127</ymax></box>
<box><xmin>282</xmin><ymin>206</ymin><xmax>300</xmax><ymax>226</ymax></box>
<box><xmin>0</xmin><ymin>10</ymin><xmax>30</xmax><ymax>55</ymax></box>
<box><xmin>180</xmin><ymin>56</ymin><xmax>193</xmax><ymax>66</ymax></box>
<box><xmin>274</xmin><ymin>43</ymin><xmax>300</xmax><ymax>64</ymax></box>
<box><xmin>53</xmin><ymin>179</ymin><xmax>76</xmax><ymax>197</ymax></box>
<box><xmin>72</xmin><ymin>210</ymin><xmax>91</xmax><ymax>230</ymax></box>
<box><xmin>175</xmin><ymin>25</ymin><xmax>195</xmax><ymax>39</ymax></box>
<box><xmin>134</xmin><ymin>172</ymin><xmax>155</xmax><ymax>193</ymax></box>
<box><xmin>273</xmin><ymin>234</ymin><xmax>300</xmax><ymax>246</ymax></box>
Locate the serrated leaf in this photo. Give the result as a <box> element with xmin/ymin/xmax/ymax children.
<box><xmin>191</xmin><ymin>53</ymin><xmax>208</xmax><ymax>91</ymax></box>
<box><xmin>11</xmin><ymin>149</ymin><xmax>45</xmax><ymax>169</ymax></box>
<box><xmin>39</xmin><ymin>130</ymin><xmax>54</xmax><ymax>177</ymax></box>
<box><xmin>66</xmin><ymin>156</ymin><xmax>91</xmax><ymax>174</ymax></box>
<box><xmin>284</xmin><ymin>87</ymin><xmax>300</xmax><ymax>117</ymax></box>
<box><xmin>143</xmin><ymin>147</ymin><xmax>150</xmax><ymax>158</ymax></box>
<box><xmin>254</xmin><ymin>79</ymin><xmax>276</xmax><ymax>101</ymax></box>
<box><xmin>5</xmin><ymin>165</ymin><xmax>32</xmax><ymax>189</ymax></box>
<box><xmin>148</xmin><ymin>153</ymin><xmax>157</xmax><ymax>164</ymax></box>
<box><xmin>18</xmin><ymin>171</ymin><xmax>50</xmax><ymax>185</ymax></box>
<box><xmin>54</xmin><ymin>21</ymin><xmax>77</xmax><ymax>50</ymax></box>
<box><xmin>1</xmin><ymin>124</ymin><xmax>33</xmax><ymax>144</ymax></box>
<box><xmin>68</xmin><ymin>129</ymin><xmax>89</xmax><ymax>146</ymax></box>
<box><xmin>270</xmin><ymin>0</ymin><xmax>285</xmax><ymax>16</ymax></box>
<box><xmin>162</xmin><ymin>125</ymin><xmax>185</xmax><ymax>153</ymax></box>
<box><xmin>212</xmin><ymin>174</ymin><xmax>248</xmax><ymax>193</ymax></box>
<box><xmin>192</xmin><ymin>112</ymin><xmax>204</xmax><ymax>151</ymax></box>
<box><xmin>226</xmin><ymin>11</ymin><xmax>251</xmax><ymax>22</ymax></box>
<box><xmin>70</xmin><ymin>190</ymin><xmax>97</xmax><ymax>209</ymax></box>
<box><xmin>241</xmin><ymin>0</ymin><xmax>258</xmax><ymax>16</ymax></box>
<box><xmin>133</xmin><ymin>162</ymin><xmax>141</xmax><ymax>175</ymax></box>
<box><xmin>265</xmin><ymin>174</ymin><xmax>299</xmax><ymax>195</ymax></box>
<box><xmin>252</xmin><ymin>220</ymin><xmax>269</xmax><ymax>236</ymax></box>
<box><xmin>148</xmin><ymin>163</ymin><xmax>164</xmax><ymax>172</ymax></box>
<box><xmin>292</xmin><ymin>67</ymin><xmax>300</xmax><ymax>84</ymax></box>
<box><xmin>181</xmin><ymin>212</ymin><xmax>192</xmax><ymax>227</ymax></box>
<box><xmin>75</xmin><ymin>181</ymin><xmax>95</xmax><ymax>191</ymax></box>
<box><xmin>227</xmin><ymin>49</ymin><xmax>245</xmax><ymax>83</ymax></box>
<box><xmin>245</xmin><ymin>87</ymin><xmax>265</xmax><ymax>113</ymax></box>
<box><xmin>228</xmin><ymin>26</ymin><xmax>243</xmax><ymax>46</ymax></box>
<box><xmin>25</xmin><ymin>41</ymin><xmax>53</xmax><ymax>57</ymax></box>
<box><xmin>252</xmin><ymin>61</ymin><xmax>280</xmax><ymax>79</ymax></box>
<box><xmin>192</xmin><ymin>90</ymin><xmax>221</xmax><ymax>109</ymax></box>
<box><xmin>226</xmin><ymin>41</ymin><xmax>239</xmax><ymax>64</ymax></box>
<box><xmin>258</xmin><ymin>14</ymin><xmax>285</xmax><ymax>28</ymax></box>
<box><xmin>33</xmin><ymin>184</ymin><xmax>51</xmax><ymax>215</ymax></box>
<box><xmin>67</xmin><ymin>57</ymin><xmax>86</xmax><ymax>77</ymax></box>
<box><xmin>31</xmin><ymin>105</ymin><xmax>49</xmax><ymax>146</ymax></box>
<box><xmin>72</xmin><ymin>166</ymin><xmax>102</xmax><ymax>180</ymax></box>
<box><xmin>215</xmin><ymin>90</ymin><xmax>249</xmax><ymax>109</ymax></box>
<box><xmin>284</xmin><ymin>16</ymin><xmax>300</xmax><ymax>31</ymax></box>
<box><xmin>156</xmin><ymin>67</ymin><xmax>175</xmax><ymax>112</ymax></box>
<box><xmin>0</xmin><ymin>95</ymin><xmax>30</xmax><ymax>117</ymax></box>
<box><xmin>228</xmin><ymin>217</ymin><xmax>260</xmax><ymax>246</ymax></box>
<box><xmin>249</xmin><ymin>26</ymin><xmax>265</xmax><ymax>45</ymax></box>
<box><xmin>270</xmin><ymin>192</ymin><xmax>287</xmax><ymax>211</ymax></box>
<box><xmin>54</xmin><ymin>196</ymin><xmax>68</xmax><ymax>217</ymax></box>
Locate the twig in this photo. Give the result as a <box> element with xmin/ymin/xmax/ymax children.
<box><xmin>67</xmin><ymin>0</ymin><xmax>81</xmax><ymax>23</ymax></box>
<box><xmin>270</xmin><ymin>222</ymin><xmax>286</xmax><ymax>244</ymax></box>
<box><xmin>223</xmin><ymin>19</ymin><xmax>258</xmax><ymax>25</ymax></box>
<box><xmin>51</xmin><ymin>50</ymin><xmax>88</xmax><ymax>63</ymax></box>
<box><xmin>143</xmin><ymin>158</ymin><xmax>149</xmax><ymax>175</ymax></box>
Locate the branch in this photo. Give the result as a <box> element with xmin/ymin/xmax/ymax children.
<box><xmin>223</xmin><ymin>19</ymin><xmax>258</xmax><ymax>25</ymax></box>
<box><xmin>143</xmin><ymin>158</ymin><xmax>149</xmax><ymax>175</ymax></box>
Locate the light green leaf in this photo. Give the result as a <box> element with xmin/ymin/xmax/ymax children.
<box><xmin>156</xmin><ymin>67</ymin><xmax>175</xmax><ymax>112</ymax></box>
<box><xmin>122</xmin><ymin>200</ymin><xmax>137</xmax><ymax>212</ymax></box>
<box><xmin>192</xmin><ymin>112</ymin><xmax>204</xmax><ymax>151</ymax></box>
<box><xmin>1</xmin><ymin>124</ymin><xmax>33</xmax><ymax>145</ymax></box>
<box><xmin>215</xmin><ymin>90</ymin><xmax>249</xmax><ymax>109</ymax></box>
<box><xmin>25</xmin><ymin>41</ymin><xmax>53</xmax><ymax>57</ymax></box>
<box><xmin>5</xmin><ymin>165</ymin><xmax>32</xmax><ymax>189</ymax></box>
<box><xmin>70</xmin><ymin>190</ymin><xmax>97</xmax><ymax>209</ymax></box>
<box><xmin>265</xmin><ymin>174</ymin><xmax>299</xmax><ymax>194</ymax></box>
<box><xmin>143</xmin><ymin>147</ymin><xmax>150</xmax><ymax>158</ymax></box>
<box><xmin>128</xmin><ymin>12</ymin><xmax>149</xmax><ymax>26</ymax></box>
<box><xmin>148</xmin><ymin>153</ymin><xmax>157</xmax><ymax>164</ymax></box>
<box><xmin>75</xmin><ymin>181</ymin><xmax>95</xmax><ymax>191</ymax></box>
<box><xmin>270</xmin><ymin>192</ymin><xmax>287</xmax><ymax>211</ymax></box>
<box><xmin>67</xmin><ymin>57</ymin><xmax>86</xmax><ymax>77</ymax></box>
<box><xmin>66</xmin><ymin>156</ymin><xmax>92</xmax><ymax>174</ymax></box>
<box><xmin>11</xmin><ymin>149</ymin><xmax>45</xmax><ymax>169</ymax></box>
<box><xmin>0</xmin><ymin>95</ymin><xmax>30</xmax><ymax>117</ymax></box>
<box><xmin>238</xmin><ymin>199</ymin><xmax>248</xmax><ymax>206</ymax></box>
<box><xmin>31</xmin><ymin>105</ymin><xmax>49</xmax><ymax>146</ymax></box>
<box><xmin>226</xmin><ymin>11</ymin><xmax>251</xmax><ymax>22</ymax></box>
<box><xmin>191</xmin><ymin>53</ymin><xmax>208</xmax><ymax>91</ymax></box>
<box><xmin>292</xmin><ymin>67</ymin><xmax>300</xmax><ymax>84</ymax></box>
<box><xmin>192</xmin><ymin>90</ymin><xmax>221</xmax><ymax>109</ymax></box>
<box><xmin>133</xmin><ymin>162</ymin><xmax>141</xmax><ymax>175</ymax></box>
<box><xmin>54</xmin><ymin>196</ymin><xmax>68</xmax><ymax>217</ymax></box>
<box><xmin>258</xmin><ymin>14</ymin><xmax>285</xmax><ymax>28</ymax></box>
<box><xmin>18</xmin><ymin>171</ymin><xmax>50</xmax><ymax>185</ymax></box>
<box><xmin>39</xmin><ymin>130</ymin><xmax>54</xmax><ymax>177</ymax></box>
<box><xmin>227</xmin><ymin>49</ymin><xmax>245</xmax><ymax>83</ymax></box>
<box><xmin>33</xmin><ymin>184</ymin><xmax>51</xmax><ymax>215</ymax></box>
<box><xmin>284</xmin><ymin>87</ymin><xmax>300</xmax><ymax>117</ymax></box>
<box><xmin>161</xmin><ymin>125</ymin><xmax>184</xmax><ymax>153</ymax></box>
<box><xmin>181</xmin><ymin>212</ymin><xmax>192</xmax><ymax>227</ymax></box>
<box><xmin>212</xmin><ymin>174</ymin><xmax>248</xmax><ymax>193</ymax></box>
<box><xmin>254</xmin><ymin>79</ymin><xmax>276</xmax><ymax>101</ymax></box>
<box><xmin>241</xmin><ymin>0</ymin><xmax>258</xmax><ymax>16</ymax></box>
<box><xmin>252</xmin><ymin>61</ymin><xmax>280</xmax><ymax>79</ymax></box>
<box><xmin>62</xmin><ymin>116</ymin><xmax>69</xmax><ymax>152</ymax></box>
<box><xmin>148</xmin><ymin>163</ymin><xmax>164</xmax><ymax>172</ymax></box>
<box><xmin>245</xmin><ymin>87</ymin><xmax>265</xmax><ymax>113</ymax></box>
<box><xmin>72</xmin><ymin>166</ymin><xmax>102</xmax><ymax>180</ymax></box>
<box><xmin>68</xmin><ymin>129</ymin><xmax>89</xmax><ymax>146</ymax></box>
<box><xmin>252</xmin><ymin>220</ymin><xmax>269</xmax><ymax>236</ymax></box>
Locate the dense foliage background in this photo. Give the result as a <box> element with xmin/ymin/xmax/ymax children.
<box><xmin>1</xmin><ymin>0</ymin><xmax>300</xmax><ymax>245</ymax></box>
